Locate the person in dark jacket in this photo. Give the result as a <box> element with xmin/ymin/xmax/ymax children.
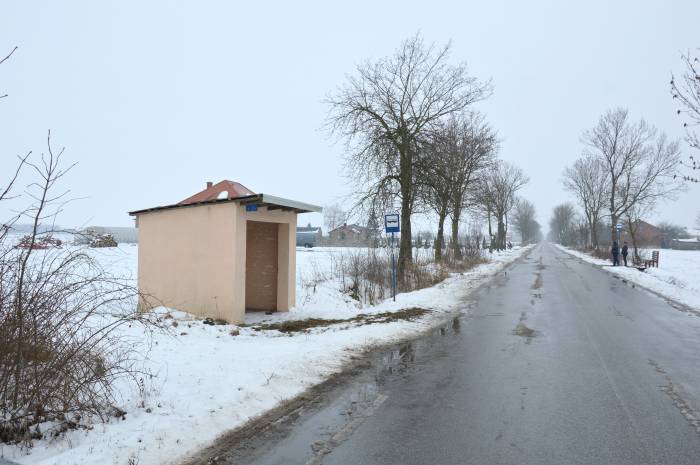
<box><xmin>621</xmin><ymin>242</ymin><xmax>629</xmax><ymax>266</ymax></box>
<box><xmin>611</xmin><ymin>241</ymin><xmax>620</xmax><ymax>266</ymax></box>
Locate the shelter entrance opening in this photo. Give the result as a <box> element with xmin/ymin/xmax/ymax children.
<box><xmin>245</xmin><ymin>221</ymin><xmax>279</xmax><ymax>312</ymax></box>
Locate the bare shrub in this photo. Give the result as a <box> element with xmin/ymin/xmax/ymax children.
<box><xmin>298</xmin><ymin>256</ymin><xmax>330</xmax><ymax>296</ymax></box>
<box><xmin>588</xmin><ymin>247</ymin><xmax>611</xmax><ymax>261</ymax></box>
<box><xmin>448</xmin><ymin>246</ymin><xmax>488</xmax><ymax>273</ymax></box>
<box><xmin>0</xmin><ymin>136</ymin><xmax>158</xmax><ymax>444</ymax></box>
<box><xmin>328</xmin><ymin>246</ymin><xmax>487</xmax><ymax>305</ymax></box>
<box><xmin>333</xmin><ymin>248</ymin><xmax>389</xmax><ymax>304</ymax></box>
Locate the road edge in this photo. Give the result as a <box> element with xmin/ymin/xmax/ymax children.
<box><xmin>178</xmin><ymin>245</ymin><xmax>535</xmax><ymax>465</ymax></box>
<box><xmin>553</xmin><ymin>243</ymin><xmax>700</xmax><ymax>317</ymax></box>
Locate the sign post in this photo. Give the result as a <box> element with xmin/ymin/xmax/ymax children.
<box><xmin>384</xmin><ymin>213</ymin><xmax>400</xmax><ymax>302</ymax></box>
<box><xmin>616</xmin><ymin>223</ymin><xmax>623</xmax><ymax>243</ymax></box>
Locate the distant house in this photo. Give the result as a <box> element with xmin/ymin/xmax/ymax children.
<box><xmin>670</xmin><ymin>238</ymin><xmax>700</xmax><ymax>251</ymax></box>
<box><xmin>78</xmin><ymin>226</ymin><xmax>138</xmax><ymax>244</ymax></box>
<box><xmin>327</xmin><ymin>223</ymin><xmax>377</xmax><ymax>247</ymax></box>
<box><xmin>296</xmin><ymin>223</ymin><xmax>322</xmax><ymax>247</ymax></box>
<box><xmin>620</xmin><ymin>220</ymin><xmax>663</xmax><ymax>248</ymax></box>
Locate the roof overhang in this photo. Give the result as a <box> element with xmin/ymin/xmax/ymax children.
<box><xmin>128</xmin><ymin>193</ymin><xmax>322</xmax><ymax>216</ymax></box>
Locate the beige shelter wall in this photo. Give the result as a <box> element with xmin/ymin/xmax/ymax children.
<box><xmin>137</xmin><ymin>203</ymin><xmax>239</xmax><ymax>321</ymax></box>
<box><xmin>137</xmin><ymin>202</ymin><xmax>298</xmax><ymax>324</ymax></box>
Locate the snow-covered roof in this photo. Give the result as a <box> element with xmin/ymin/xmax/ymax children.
<box><xmin>329</xmin><ymin>224</ymin><xmax>373</xmax><ymax>235</ymax></box>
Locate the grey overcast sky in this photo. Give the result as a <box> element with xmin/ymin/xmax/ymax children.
<box><xmin>1</xmin><ymin>0</ymin><xmax>698</xmax><ymax>230</ymax></box>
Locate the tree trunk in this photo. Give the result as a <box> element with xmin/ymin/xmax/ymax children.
<box><xmin>610</xmin><ymin>213</ymin><xmax>618</xmax><ymax>245</ymax></box>
<box><xmin>497</xmin><ymin>218</ymin><xmax>506</xmax><ymax>250</ymax></box>
<box><xmin>487</xmin><ymin>208</ymin><xmax>494</xmax><ymax>250</ymax></box>
<box><xmin>591</xmin><ymin>218</ymin><xmax>599</xmax><ymax>249</ymax></box>
<box><xmin>610</xmin><ymin>186</ymin><xmax>618</xmax><ymax>245</ymax></box>
<box><xmin>435</xmin><ymin>203</ymin><xmax>448</xmax><ymax>262</ymax></box>
<box><xmin>397</xmin><ymin>143</ymin><xmax>413</xmax><ymax>289</ymax></box>
<box><xmin>626</xmin><ymin>217</ymin><xmax>640</xmax><ymax>260</ymax></box>
<box><xmin>505</xmin><ymin>212</ymin><xmax>509</xmax><ymax>246</ymax></box>
<box><xmin>398</xmin><ymin>203</ymin><xmax>412</xmax><ymax>289</ymax></box>
<box><xmin>451</xmin><ymin>205</ymin><xmax>462</xmax><ymax>261</ymax></box>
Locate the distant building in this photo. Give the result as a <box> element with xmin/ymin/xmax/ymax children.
<box><xmin>670</xmin><ymin>238</ymin><xmax>700</xmax><ymax>251</ymax></box>
<box><xmin>619</xmin><ymin>220</ymin><xmax>663</xmax><ymax>248</ymax></box>
<box><xmin>296</xmin><ymin>223</ymin><xmax>322</xmax><ymax>247</ymax></box>
<box><xmin>327</xmin><ymin>223</ymin><xmax>377</xmax><ymax>247</ymax></box>
<box><xmin>77</xmin><ymin>226</ymin><xmax>139</xmax><ymax>244</ymax></box>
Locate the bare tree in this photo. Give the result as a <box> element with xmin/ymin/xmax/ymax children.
<box><xmin>420</xmin><ymin>136</ymin><xmax>452</xmax><ymax>261</ymax></box>
<box><xmin>563</xmin><ymin>154</ymin><xmax>609</xmax><ymax>249</ymax></box>
<box><xmin>326</xmin><ymin>33</ymin><xmax>492</xmax><ymax>285</ymax></box>
<box><xmin>548</xmin><ymin>203</ymin><xmax>578</xmax><ymax>246</ymax></box>
<box><xmin>656</xmin><ymin>221</ymin><xmax>691</xmax><ymax>247</ymax></box>
<box><xmin>670</xmin><ymin>48</ymin><xmax>699</xmax><ymax>183</ymax></box>
<box><xmin>0</xmin><ymin>46</ymin><xmax>18</xmax><ymax>99</ymax></box>
<box><xmin>480</xmin><ymin>161</ymin><xmax>528</xmax><ymax>250</ymax></box>
<box><xmin>421</xmin><ymin>113</ymin><xmax>496</xmax><ymax>261</ymax></box>
<box><xmin>512</xmin><ymin>198</ymin><xmax>540</xmax><ymax>245</ymax></box>
<box><xmin>446</xmin><ymin>113</ymin><xmax>497</xmax><ymax>260</ymax></box>
<box><xmin>476</xmin><ymin>189</ymin><xmax>497</xmax><ymax>250</ymax></box>
<box><xmin>582</xmin><ymin>108</ymin><xmax>683</xmax><ymax>243</ymax></box>
<box><xmin>323</xmin><ymin>203</ymin><xmax>346</xmax><ymax>233</ymax></box>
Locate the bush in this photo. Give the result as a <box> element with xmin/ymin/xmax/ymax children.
<box><xmin>588</xmin><ymin>247</ymin><xmax>611</xmax><ymax>261</ymax></box>
<box><xmin>0</xmin><ymin>141</ymin><xmax>158</xmax><ymax>444</ymax></box>
<box><xmin>320</xmin><ymin>246</ymin><xmax>486</xmax><ymax>306</ymax></box>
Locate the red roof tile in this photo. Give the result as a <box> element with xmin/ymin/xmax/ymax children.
<box><xmin>179</xmin><ymin>180</ymin><xmax>255</xmax><ymax>205</ymax></box>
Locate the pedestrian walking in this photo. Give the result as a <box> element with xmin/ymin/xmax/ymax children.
<box><xmin>611</xmin><ymin>241</ymin><xmax>620</xmax><ymax>266</ymax></box>
<box><xmin>621</xmin><ymin>242</ymin><xmax>629</xmax><ymax>267</ymax></box>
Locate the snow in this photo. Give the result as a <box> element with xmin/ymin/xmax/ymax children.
<box><xmin>554</xmin><ymin>244</ymin><xmax>700</xmax><ymax>311</ymax></box>
<box><xmin>2</xmin><ymin>244</ymin><xmax>532</xmax><ymax>465</ymax></box>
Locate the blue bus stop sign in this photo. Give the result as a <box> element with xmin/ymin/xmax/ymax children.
<box><xmin>385</xmin><ymin>213</ymin><xmax>400</xmax><ymax>233</ymax></box>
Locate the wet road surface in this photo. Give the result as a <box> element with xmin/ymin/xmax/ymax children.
<box><xmin>225</xmin><ymin>242</ymin><xmax>700</xmax><ymax>465</ymax></box>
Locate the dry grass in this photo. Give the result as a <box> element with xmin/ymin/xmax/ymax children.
<box><xmin>252</xmin><ymin>307</ymin><xmax>430</xmax><ymax>334</ymax></box>
<box><xmin>588</xmin><ymin>247</ymin><xmax>611</xmax><ymax>261</ymax></box>
<box><xmin>300</xmin><ymin>247</ymin><xmax>488</xmax><ymax>307</ymax></box>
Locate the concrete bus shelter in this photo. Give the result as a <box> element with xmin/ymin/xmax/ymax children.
<box><xmin>129</xmin><ymin>180</ymin><xmax>321</xmax><ymax>323</ymax></box>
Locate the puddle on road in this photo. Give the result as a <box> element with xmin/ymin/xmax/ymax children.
<box><xmin>513</xmin><ymin>322</ymin><xmax>535</xmax><ymax>338</ymax></box>
<box><xmin>536</xmin><ymin>256</ymin><xmax>546</xmax><ymax>271</ymax></box>
<box><xmin>531</xmin><ymin>272</ymin><xmax>543</xmax><ymax>289</ymax></box>
<box><xmin>204</xmin><ymin>315</ymin><xmax>468</xmax><ymax>465</ymax></box>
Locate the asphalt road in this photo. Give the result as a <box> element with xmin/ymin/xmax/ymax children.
<box><xmin>230</xmin><ymin>242</ymin><xmax>700</xmax><ymax>465</ymax></box>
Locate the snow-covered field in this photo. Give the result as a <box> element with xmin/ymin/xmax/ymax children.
<box><xmin>3</xmin><ymin>244</ymin><xmax>532</xmax><ymax>465</ymax></box>
<box><xmin>555</xmin><ymin>245</ymin><xmax>700</xmax><ymax>311</ymax></box>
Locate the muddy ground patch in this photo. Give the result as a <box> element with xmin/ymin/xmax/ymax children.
<box><xmin>513</xmin><ymin>322</ymin><xmax>536</xmax><ymax>339</ymax></box>
<box><xmin>250</xmin><ymin>307</ymin><xmax>431</xmax><ymax>334</ymax></box>
<box><xmin>531</xmin><ymin>272</ymin><xmax>543</xmax><ymax>289</ymax></box>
